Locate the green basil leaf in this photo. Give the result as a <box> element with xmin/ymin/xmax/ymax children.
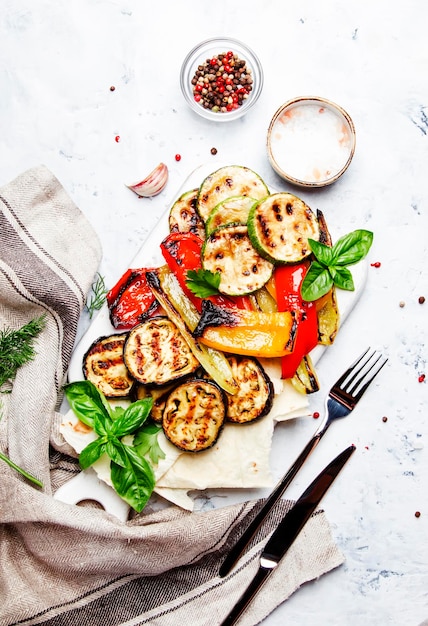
<box><xmin>93</xmin><ymin>412</ymin><xmax>111</xmax><ymax>437</ymax></box>
<box><xmin>134</xmin><ymin>423</ymin><xmax>166</xmax><ymax>465</ymax></box>
<box><xmin>79</xmin><ymin>438</ymin><xmax>106</xmax><ymax>470</ymax></box>
<box><xmin>110</xmin><ymin>447</ymin><xmax>156</xmax><ymax>513</ymax></box>
<box><xmin>331</xmin><ymin>229</ymin><xmax>373</xmax><ymax>266</ymax></box>
<box><xmin>105</xmin><ymin>439</ymin><xmax>129</xmax><ymax>468</ymax></box>
<box><xmin>63</xmin><ymin>380</ymin><xmax>112</xmax><ymax>428</ymax></box>
<box><xmin>308</xmin><ymin>238</ymin><xmax>334</xmax><ymax>267</ymax></box>
<box><xmin>110</xmin><ymin>398</ymin><xmax>153</xmax><ymax>437</ymax></box>
<box><xmin>301</xmin><ymin>261</ymin><xmax>334</xmax><ymax>302</ymax></box>
<box><xmin>186</xmin><ymin>269</ymin><xmax>221</xmax><ymax>298</ymax></box>
<box><xmin>332</xmin><ymin>266</ymin><xmax>355</xmax><ymax>291</ymax></box>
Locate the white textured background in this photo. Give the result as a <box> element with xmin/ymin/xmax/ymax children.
<box><xmin>1</xmin><ymin>1</ymin><xmax>427</xmax><ymax>624</ymax></box>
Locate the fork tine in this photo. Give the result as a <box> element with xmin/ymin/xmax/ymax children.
<box><xmin>333</xmin><ymin>347</ymin><xmax>371</xmax><ymax>388</ymax></box>
<box><xmin>350</xmin><ymin>353</ymin><xmax>388</xmax><ymax>401</ymax></box>
<box><xmin>345</xmin><ymin>350</ymin><xmax>382</xmax><ymax>391</ymax></box>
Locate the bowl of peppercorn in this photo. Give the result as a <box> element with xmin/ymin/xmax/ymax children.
<box><xmin>180</xmin><ymin>37</ymin><xmax>264</xmax><ymax>121</ymax></box>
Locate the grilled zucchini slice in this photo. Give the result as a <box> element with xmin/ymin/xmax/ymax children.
<box><xmin>225</xmin><ymin>356</ymin><xmax>274</xmax><ymax>423</ymax></box>
<box><xmin>168</xmin><ymin>188</ymin><xmax>205</xmax><ymax>237</ymax></box>
<box><xmin>83</xmin><ymin>333</ymin><xmax>135</xmax><ymax>398</ymax></box>
<box><xmin>247</xmin><ymin>193</ymin><xmax>320</xmax><ymax>264</ymax></box>
<box><xmin>197</xmin><ymin>165</ymin><xmax>269</xmax><ymax>222</ymax></box>
<box><xmin>162</xmin><ymin>378</ymin><xmax>226</xmax><ymax>452</ymax></box>
<box><xmin>123</xmin><ymin>316</ymin><xmax>200</xmax><ymax>386</ymax></box>
<box><xmin>202</xmin><ymin>224</ymin><xmax>274</xmax><ymax>296</ymax></box>
<box><xmin>205</xmin><ymin>195</ymin><xmax>257</xmax><ymax>235</ymax></box>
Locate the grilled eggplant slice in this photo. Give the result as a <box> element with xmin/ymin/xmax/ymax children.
<box><xmin>123</xmin><ymin>316</ymin><xmax>200</xmax><ymax>386</ymax></box>
<box><xmin>162</xmin><ymin>378</ymin><xmax>226</xmax><ymax>452</ymax></box>
<box><xmin>247</xmin><ymin>193</ymin><xmax>320</xmax><ymax>264</ymax></box>
<box><xmin>202</xmin><ymin>224</ymin><xmax>274</xmax><ymax>296</ymax></box>
<box><xmin>205</xmin><ymin>195</ymin><xmax>257</xmax><ymax>235</ymax></box>
<box><xmin>197</xmin><ymin>165</ymin><xmax>269</xmax><ymax>222</ymax></box>
<box><xmin>133</xmin><ymin>382</ymin><xmax>178</xmax><ymax>423</ymax></box>
<box><xmin>225</xmin><ymin>356</ymin><xmax>274</xmax><ymax>423</ymax></box>
<box><xmin>83</xmin><ymin>333</ymin><xmax>135</xmax><ymax>398</ymax></box>
<box><xmin>168</xmin><ymin>188</ymin><xmax>205</xmax><ymax>237</ymax></box>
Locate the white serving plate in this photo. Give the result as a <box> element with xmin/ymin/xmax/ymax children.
<box><xmin>61</xmin><ymin>163</ymin><xmax>367</xmax><ymax>519</ymax></box>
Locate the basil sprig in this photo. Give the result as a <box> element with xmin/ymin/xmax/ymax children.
<box><xmin>301</xmin><ymin>229</ymin><xmax>373</xmax><ymax>302</ymax></box>
<box><xmin>64</xmin><ymin>380</ymin><xmax>165</xmax><ymax>513</ymax></box>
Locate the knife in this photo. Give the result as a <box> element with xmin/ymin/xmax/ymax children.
<box><xmin>219</xmin><ymin>444</ymin><xmax>356</xmax><ymax>626</ymax></box>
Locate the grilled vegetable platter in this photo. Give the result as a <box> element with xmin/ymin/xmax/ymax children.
<box><xmin>62</xmin><ymin>163</ymin><xmax>368</xmax><ymax>515</ymax></box>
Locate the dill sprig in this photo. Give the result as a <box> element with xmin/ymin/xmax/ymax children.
<box><xmin>0</xmin><ymin>317</ymin><xmax>46</xmax><ymax>488</ymax></box>
<box><xmin>86</xmin><ymin>273</ymin><xmax>108</xmax><ymax>318</ymax></box>
<box><xmin>0</xmin><ymin>315</ymin><xmax>47</xmax><ymax>390</ymax></box>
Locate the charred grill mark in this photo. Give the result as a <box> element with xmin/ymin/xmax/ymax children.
<box><xmin>193</xmin><ymin>300</ymin><xmax>238</xmax><ymax>337</ymax></box>
<box><xmin>272</xmin><ymin>203</ymin><xmax>283</xmax><ymax>222</ymax></box>
<box><xmin>286</xmin><ymin>202</ymin><xmax>294</xmax><ymax>215</ymax></box>
<box><xmin>225</xmin><ymin>177</ymin><xmax>233</xmax><ymax>187</ymax></box>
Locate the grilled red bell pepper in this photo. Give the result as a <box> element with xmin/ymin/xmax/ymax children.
<box><xmin>107</xmin><ymin>268</ymin><xmax>161</xmax><ymax>329</ymax></box>
<box><xmin>160</xmin><ymin>232</ymin><xmax>252</xmax><ymax>312</ymax></box>
<box><xmin>275</xmin><ymin>263</ymin><xmax>319</xmax><ymax>379</ymax></box>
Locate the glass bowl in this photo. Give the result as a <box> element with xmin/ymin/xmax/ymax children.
<box><xmin>180</xmin><ymin>37</ymin><xmax>264</xmax><ymax>122</ymax></box>
<box><xmin>267</xmin><ymin>96</ymin><xmax>356</xmax><ymax>188</ymax></box>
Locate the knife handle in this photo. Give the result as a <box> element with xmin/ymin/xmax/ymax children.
<box><xmin>219</xmin><ymin>432</ymin><xmax>323</xmax><ymax>578</ymax></box>
<box><xmin>219</xmin><ymin>566</ymin><xmax>271</xmax><ymax>626</ymax></box>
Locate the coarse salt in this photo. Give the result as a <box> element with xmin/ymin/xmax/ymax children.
<box><xmin>270</xmin><ymin>103</ymin><xmax>353</xmax><ymax>184</ymax></box>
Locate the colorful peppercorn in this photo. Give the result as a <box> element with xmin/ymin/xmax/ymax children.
<box><xmin>191</xmin><ymin>51</ymin><xmax>253</xmax><ymax>113</ymax></box>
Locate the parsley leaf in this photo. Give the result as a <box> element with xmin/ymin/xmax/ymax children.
<box><xmin>133</xmin><ymin>423</ymin><xmax>166</xmax><ymax>465</ymax></box>
<box><xmin>186</xmin><ymin>268</ymin><xmax>221</xmax><ymax>298</ymax></box>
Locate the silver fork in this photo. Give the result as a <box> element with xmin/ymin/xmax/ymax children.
<box><xmin>219</xmin><ymin>347</ymin><xmax>388</xmax><ymax>577</ymax></box>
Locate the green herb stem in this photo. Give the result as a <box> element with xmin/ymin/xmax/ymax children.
<box><xmin>86</xmin><ymin>273</ymin><xmax>108</xmax><ymax>318</ymax></box>
<box><xmin>0</xmin><ymin>451</ymin><xmax>43</xmax><ymax>488</ymax></box>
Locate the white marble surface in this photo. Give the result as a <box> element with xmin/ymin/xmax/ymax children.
<box><xmin>1</xmin><ymin>1</ymin><xmax>428</xmax><ymax>624</ymax></box>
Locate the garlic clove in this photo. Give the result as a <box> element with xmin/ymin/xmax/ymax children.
<box><xmin>126</xmin><ymin>163</ymin><xmax>168</xmax><ymax>197</ymax></box>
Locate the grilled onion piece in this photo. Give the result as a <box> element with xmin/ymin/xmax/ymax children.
<box><xmin>162</xmin><ymin>378</ymin><xmax>226</xmax><ymax>452</ymax></box>
<box><xmin>83</xmin><ymin>333</ymin><xmax>135</xmax><ymax>398</ymax></box>
<box><xmin>123</xmin><ymin>316</ymin><xmax>199</xmax><ymax>386</ymax></box>
<box><xmin>225</xmin><ymin>356</ymin><xmax>274</xmax><ymax>423</ymax></box>
<box><xmin>290</xmin><ymin>354</ymin><xmax>320</xmax><ymax>394</ymax></box>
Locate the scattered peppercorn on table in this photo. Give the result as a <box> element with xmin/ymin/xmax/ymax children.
<box><xmin>2</xmin><ymin>2</ymin><xmax>428</xmax><ymax>626</ymax></box>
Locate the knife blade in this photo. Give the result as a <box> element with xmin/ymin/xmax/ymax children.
<box><xmin>219</xmin><ymin>444</ymin><xmax>356</xmax><ymax>626</ymax></box>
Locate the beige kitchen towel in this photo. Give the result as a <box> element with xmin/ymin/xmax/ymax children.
<box><xmin>0</xmin><ymin>165</ymin><xmax>344</xmax><ymax>626</ymax></box>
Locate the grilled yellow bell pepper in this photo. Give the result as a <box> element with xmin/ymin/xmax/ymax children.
<box><xmin>193</xmin><ymin>300</ymin><xmax>298</xmax><ymax>359</ymax></box>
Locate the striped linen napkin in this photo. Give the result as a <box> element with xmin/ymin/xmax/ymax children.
<box><xmin>0</xmin><ymin>165</ymin><xmax>344</xmax><ymax>626</ymax></box>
